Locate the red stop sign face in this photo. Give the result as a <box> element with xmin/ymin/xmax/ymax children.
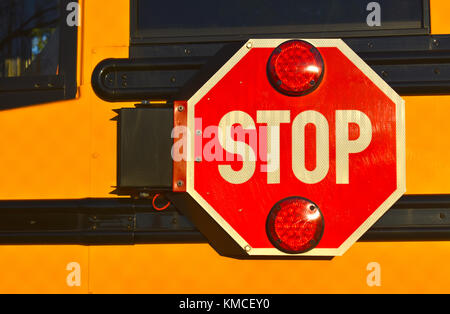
<box><xmin>180</xmin><ymin>39</ymin><xmax>405</xmax><ymax>257</ymax></box>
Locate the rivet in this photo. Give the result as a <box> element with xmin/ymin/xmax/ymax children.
<box><xmin>105</xmin><ymin>73</ymin><xmax>113</xmax><ymax>83</ymax></box>
<box><xmin>244</xmin><ymin>245</ymin><xmax>252</xmax><ymax>252</ymax></box>
<box><xmin>177</xmin><ymin>180</ymin><xmax>185</xmax><ymax>187</ymax></box>
<box><xmin>246</xmin><ymin>42</ymin><xmax>253</xmax><ymax>49</ymax></box>
<box><xmin>139</xmin><ymin>192</ymin><xmax>150</xmax><ymax>199</ymax></box>
<box><xmin>177</xmin><ymin>106</ymin><xmax>185</xmax><ymax>112</ymax></box>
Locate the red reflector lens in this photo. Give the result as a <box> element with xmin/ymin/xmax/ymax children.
<box><xmin>267</xmin><ymin>40</ymin><xmax>324</xmax><ymax>96</ymax></box>
<box><xmin>266</xmin><ymin>197</ymin><xmax>324</xmax><ymax>254</ymax></box>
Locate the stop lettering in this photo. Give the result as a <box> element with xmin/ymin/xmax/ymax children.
<box><xmin>216</xmin><ymin>109</ymin><xmax>372</xmax><ymax>185</ymax></box>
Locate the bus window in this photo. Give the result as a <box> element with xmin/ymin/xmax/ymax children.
<box><xmin>0</xmin><ymin>0</ymin><xmax>59</xmax><ymax>78</ymax></box>
<box><xmin>131</xmin><ymin>0</ymin><xmax>429</xmax><ymax>43</ymax></box>
<box><xmin>0</xmin><ymin>0</ymin><xmax>77</xmax><ymax>110</ymax></box>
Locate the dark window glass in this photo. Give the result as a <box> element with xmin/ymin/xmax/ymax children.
<box><xmin>134</xmin><ymin>0</ymin><xmax>426</xmax><ymax>39</ymax></box>
<box><xmin>0</xmin><ymin>0</ymin><xmax>59</xmax><ymax>78</ymax></box>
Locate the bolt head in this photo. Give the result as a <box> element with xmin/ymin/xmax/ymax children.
<box><xmin>139</xmin><ymin>192</ymin><xmax>150</xmax><ymax>199</ymax></box>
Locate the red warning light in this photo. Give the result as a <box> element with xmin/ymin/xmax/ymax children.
<box><xmin>266</xmin><ymin>197</ymin><xmax>325</xmax><ymax>254</ymax></box>
<box><xmin>267</xmin><ymin>40</ymin><xmax>324</xmax><ymax>96</ymax></box>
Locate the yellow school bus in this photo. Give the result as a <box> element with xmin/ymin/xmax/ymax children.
<box><xmin>1</xmin><ymin>0</ymin><xmax>450</xmax><ymax>294</ymax></box>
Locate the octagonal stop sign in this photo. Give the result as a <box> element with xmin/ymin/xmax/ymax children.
<box><xmin>169</xmin><ymin>39</ymin><xmax>406</xmax><ymax>258</ymax></box>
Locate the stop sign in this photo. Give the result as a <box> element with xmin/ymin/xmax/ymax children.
<box><xmin>170</xmin><ymin>39</ymin><xmax>405</xmax><ymax>257</ymax></box>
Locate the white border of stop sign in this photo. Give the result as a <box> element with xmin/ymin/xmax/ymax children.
<box><xmin>185</xmin><ymin>39</ymin><xmax>406</xmax><ymax>257</ymax></box>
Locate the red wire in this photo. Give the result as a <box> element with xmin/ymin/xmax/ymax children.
<box><xmin>152</xmin><ymin>194</ymin><xmax>171</xmax><ymax>211</ymax></box>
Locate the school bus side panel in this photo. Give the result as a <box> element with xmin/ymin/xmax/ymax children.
<box><xmin>0</xmin><ymin>0</ymin><xmax>449</xmax><ymax>293</ymax></box>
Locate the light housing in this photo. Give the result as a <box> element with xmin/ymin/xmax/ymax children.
<box><xmin>267</xmin><ymin>40</ymin><xmax>324</xmax><ymax>96</ymax></box>
<box><xmin>266</xmin><ymin>197</ymin><xmax>325</xmax><ymax>254</ymax></box>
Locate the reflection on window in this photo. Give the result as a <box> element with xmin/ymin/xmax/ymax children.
<box><xmin>0</xmin><ymin>0</ymin><xmax>59</xmax><ymax>78</ymax></box>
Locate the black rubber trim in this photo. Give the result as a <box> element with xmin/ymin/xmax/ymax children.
<box><xmin>92</xmin><ymin>35</ymin><xmax>450</xmax><ymax>102</ymax></box>
<box><xmin>0</xmin><ymin>195</ymin><xmax>448</xmax><ymax>245</ymax></box>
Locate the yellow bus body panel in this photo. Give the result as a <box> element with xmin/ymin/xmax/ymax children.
<box><xmin>0</xmin><ymin>0</ymin><xmax>449</xmax><ymax>293</ymax></box>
